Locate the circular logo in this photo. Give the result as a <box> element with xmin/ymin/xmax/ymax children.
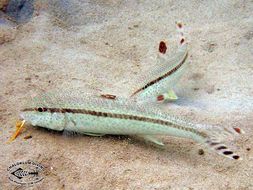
<box><xmin>7</xmin><ymin>160</ymin><xmax>44</xmax><ymax>186</ymax></box>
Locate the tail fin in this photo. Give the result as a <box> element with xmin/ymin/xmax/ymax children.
<box><xmin>198</xmin><ymin>125</ymin><xmax>243</xmax><ymax>160</ymax></box>
<box><xmin>205</xmin><ymin>139</ymin><xmax>241</xmax><ymax>160</ymax></box>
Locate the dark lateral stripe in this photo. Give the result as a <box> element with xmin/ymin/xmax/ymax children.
<box><xmin>21</xmin><ymin>107</ymin><xmax>207</xmax><ymax>138</ymax></box>
<box><xmin>131</xmin><ymin>53</ymin><xmax>188</xmax><ymax>96</ymax></box>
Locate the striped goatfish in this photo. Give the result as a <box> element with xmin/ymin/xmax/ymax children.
<box><xmin>19</xmin><ymin>92</ymin><xmax>242</xmax><ymax>160</ymax></box>
<box><xmin>131</xmin><ymin>22</ymin><xmax>188</xmax><ymax>103</ymax></box>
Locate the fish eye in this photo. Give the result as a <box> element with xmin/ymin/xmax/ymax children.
<box><xmin>37</xmin><ymin>107</ymin><xmax>47</xmax><ymax>112</ymax></box>
<box><xmin>37</xmin><ymin>107</ymin><xmax>43</xmax><ymax>112</ymax></box>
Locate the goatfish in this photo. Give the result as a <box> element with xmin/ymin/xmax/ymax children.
<box><xmin>131</xmin><ymin>22</ymin><xmax>188</xmax><ymax>103</ymax></box>
<box><xmin>18</xmin><ymin>92</ymin><xmax>243</xmax><ymax>160</ymax></box>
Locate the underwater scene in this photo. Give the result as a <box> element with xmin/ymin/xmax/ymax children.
<box><xmin>0</xmin><ymin>0</ymin><xmax>252</xmax><ymax>189</ymax></box>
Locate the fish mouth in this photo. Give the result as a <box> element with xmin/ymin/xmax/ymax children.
<box><xmin>19</xmin><ymin>112</ymin><xmax>25</xmax><ymax>120</ymax></box>
<box><xmin>19</xmin><ymin>113</ymin><xmax>29</xmax><ymax>124</ymax></box>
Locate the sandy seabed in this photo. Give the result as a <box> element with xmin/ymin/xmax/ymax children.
<box><xmin>0</xmin><ymin>0</ymin><xmax>253</xmax><ymax>189</ymax></box>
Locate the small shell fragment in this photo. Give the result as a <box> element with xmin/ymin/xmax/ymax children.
<box><xmin>24</xmin><ymin>135</ymin><xmax>32</xmax><ymax>140</ymax></box>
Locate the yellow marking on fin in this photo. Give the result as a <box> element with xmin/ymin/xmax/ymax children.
<box><xmin>166</xmin><ymin>89</ymin><xmax>178</xmax><ymax>100</ymax></box>
<box><xmin>158</xmin><ymin>90</ymin><xmax>178</xmax><ymax>102</ymax></box>
<box><xmin>8</xmin><ymin>120</ymin><xmax>26</xmax><ymax>143</ymax></box>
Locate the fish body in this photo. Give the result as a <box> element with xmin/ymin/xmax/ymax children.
<box><xmin>131</xmin><ymin>43</ymin><xmax>188</xmax><ymax>102</ymax></box>
<box><xmin>131</xmin><ymin>22</ymin><xmax>188</xmax><ymax>102</ymax></box>
<box><xmin>20</xmin><ymin>93</ymin><xmax>241</xmax><ymax>160</ymax></box>
<box><xmin>21</xmin><ymin>94</ymin><xmax>204</xmax><ymax>142</ymax></box>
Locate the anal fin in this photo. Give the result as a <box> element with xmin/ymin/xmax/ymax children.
<box><xmin>138</xmin><ymin>135</ymin><xmax>165</xmax><ymax>146</ymax></box>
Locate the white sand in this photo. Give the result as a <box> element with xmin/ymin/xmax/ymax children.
<box><xmin>0</xmin><ymin>0</ymin><xmax>252</xmax><ymax>189</ymax></box>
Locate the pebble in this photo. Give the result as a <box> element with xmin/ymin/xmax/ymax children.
<box><xmin>198</xmin><ymin>149</ymin><xmax>205</xmax><ymax>155</ymax></box>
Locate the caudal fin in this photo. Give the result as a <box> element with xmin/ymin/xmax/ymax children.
<box><xmin>197</xmin><ymin>124</ymin><xmax>244</xmax><ymax>160</ymax></box>
<box><xmin>205</xmin><ymin>139</ymin><xmax>241</xmax><ymax>160</ymax></box>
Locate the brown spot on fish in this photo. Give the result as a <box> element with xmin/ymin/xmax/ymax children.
<box><xmin>157</xmin><ymin>95</ymin><xmax>164</xmax><ymax>101</ymax></box>
<box><xmin>233</xmin><ymin>127</ymin><xmax>241</xmax><ymax>134</ymax></box>
<box><xmin>159</xmin><ymin>41</ymin><xmax>167</xmax><ymax>54</ymax></box>
<box><xmin>100</xmin><ymin>94</ymin><xmax>117</xmax><ymax>100</ymax></box>
<box><xmin>233</xmin><ymin>155</ymin><xmax>240</xmax><ymax>160</ymax></box>
<box><xmin>216</xmin><ymin>146</ymin><xmax>227</xmax><ymax>150</ymax></box>
<box><xmin>223</xmin><ymin>151</ymin><xmax>233</xmax><ymax>155</ymax></box>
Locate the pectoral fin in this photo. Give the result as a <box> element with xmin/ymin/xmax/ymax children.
<box><xmin>138</xmin><ymin>135</ymin><xmax>164</xmax><ymax>146</ymax></box>
<box><xmin>157</xmin><ymin>89</ymin><xmax>178</xmax><ymax>102</ymax></box>
<box><xmin>167</xmin><ymin>89</ymin><xmax>178</xmax><ymax>100</ymax></box>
